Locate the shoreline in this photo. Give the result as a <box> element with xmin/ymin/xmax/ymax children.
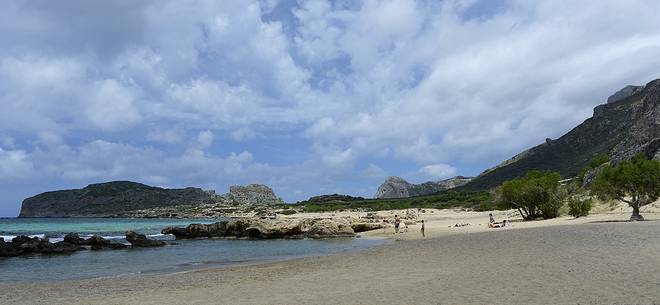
<box><xmin>2</xmin><ymin>219</ymin><xmax>659</xmax><ymax>304</ymax></box>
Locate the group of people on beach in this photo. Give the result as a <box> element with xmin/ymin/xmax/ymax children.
<box><xmin>382</xmin><ymin>212</ymin><xmax>505</xmax><ymax>237</ymax></box>
<box><xmin>384</xmin><ymin>214</ymin><xmax>425</xmax><ymax>237</ymax></box>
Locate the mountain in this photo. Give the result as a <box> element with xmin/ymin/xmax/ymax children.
<box><xmin>19</xmin><ymin>181</ymin><xmax>217</xmax><ymax>217</ymax></box>
<box><xmin>462</xmin><ymin>79</ymin><xmax>660</xmax><ymax>190</ymax></box>
<box><xmin>19</xmin><ymin>181</ymin><xmax>284</xmax><ymax>217</ymax></box>
<box><xmin>375</xmin><ymin>176</ymin><xmax>473</xmax><ymax>199</ymax></box>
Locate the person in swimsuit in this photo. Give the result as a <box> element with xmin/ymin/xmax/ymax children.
<box><xmin>420</xmin><ymin>219</ymin><xmax>425</xmax><ymax>237</ymax></box>
<box><xmin>488</xmin><ymin>213</ymin><xmax>506</xmax><ymax>228</ymax></box>
<box><xmin>394</xmin><ymin>215</ymin><xmax>401</xmax><ymax>233</ymax></box>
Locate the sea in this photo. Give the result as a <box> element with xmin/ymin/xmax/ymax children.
<box><xmin>0</xmin><ymin>217</ymin><xmax>388</xmax><ymax>282</ymax></box>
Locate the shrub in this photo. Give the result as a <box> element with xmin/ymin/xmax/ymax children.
<box><xmin>278</xmin><ymin>209</ymin><xmax>297</xmax><ymax>215</ymax></box>
<box><xmin>495</xmin><ymin>170</ymin><xmax>562</xmax><ymax>220</ymax></box>
<box><xmin>567</xmin><ymin>197</ymin><xmax>592</xmax><ymax>218</ymax></box>
<box><xmin>539</xmin><ymin>197</ymin><xmax>563</xmax><ymax>219</ymax></box>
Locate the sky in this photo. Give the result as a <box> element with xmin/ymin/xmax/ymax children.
<box><xmin>1</xmin><ymin>0</ymin><xmax>660</xmax><ymax>216</ymax></box>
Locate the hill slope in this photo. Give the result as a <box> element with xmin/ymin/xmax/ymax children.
<box><xmin>375</xmin><ymin>176</ymin><xmax>472</xmax><ymax>199</ymax></box>
<box><xmin>463</xmin><ymin>79</ymin><xmax>660</xmax><ymax>190</ymax></box>
<box><xmin>19</xmin><ymin>181</ymin><xmax>217</xmax><ymax>217</ymax></box>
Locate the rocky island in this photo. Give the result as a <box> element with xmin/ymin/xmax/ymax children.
<box><xmin>19</xmin><ymin>181</ymin><xmax>284</xmax><ymax>218</ymax></box>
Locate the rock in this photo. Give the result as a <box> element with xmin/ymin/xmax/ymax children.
<box><xmin>64</xmin><ymin>233</ymin><xmax>88</xmax><ymax>245</ymax></box>
<box><xmin>163</xmin><ymin>222</ymin><xmax>229</xmax><ymax>239</ymax></box>
<box><xmin>607</xmin><ymin>85</ymin><xmax>644</xmax><ymax>103</ymax></box>
<box><xmin>226</xmin><ymin>184</ymin><xmax>284</xmax><ymax>205</ymax></box>
<box><xmin>351</xmin><ymin>222</ymin><xmax>383</xmax><ymax>233</ymax></box>
<box><xmin>125</xmin><ymin>231</ymin><xmax>166</xmax><ymax>247</ymax></box>
<box><xmin>0</xmin><ymin>238</ymin><xmax>17</xmax><ymax>257</ymax></box>
<box><xmin>243</xmin><ymin>218</ymin><xmax>303</xmax><ymax>238</ymax></box>
<box><xmin>86</xmin><ymin>235</ymin><xmax>127</xmax><ymax>250</ymax></box>
<box><xmin>164</xmin><ymin>217</ymin><xmax>362</xmax><ymax>240</ymax></box>
<box><xmin>306</xmin><ymin>219</ymin><xmax>355</xmax><ymax>238</ymax></box>
<box><xmin>375</xmin><ymin>176</ymin><xmax>472</xmax><ymax>199</ymax></box>
<box><xmin>44</xmin><ymin>241</ymin><xmax>82</xmax><ymax>254</ymax></box>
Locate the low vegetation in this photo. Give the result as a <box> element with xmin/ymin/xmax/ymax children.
<box><xmin>567</xmin><ymin>197</ymin><xmax>592</xmax><ymax>218</ymax></box>
<box><xmin>293</xmin><ymin>190</ymin><xmax>493</xmax><ymax>213</ymax></box>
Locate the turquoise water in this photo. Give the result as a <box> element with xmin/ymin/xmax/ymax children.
<box><xmin>0</xmin><ymin>218</ymin><xmax>388</xmax><ymax>282</ymax></box>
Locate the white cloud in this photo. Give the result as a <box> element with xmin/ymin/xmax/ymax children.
<box><xmin>0</xmin><ymin>147</ymin><xmax>34</xmax><ymax>180</ymax></box>
<box><xmin>2</xmin><ymin>0</ymin><xmax>660</xmax><ymax>215</ymax></box>
<box><xmin>419</xmin><ymin>163</ymin><xmax>457</xmax><ymax>180</ymax></box>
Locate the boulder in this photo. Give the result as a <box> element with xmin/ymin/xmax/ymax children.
<box><xmin>125</xmin><ymin>231</ymin><xmax>166</xmax><ymax>247</ymax></box>
<box><xmin>351</xmin><ymin>222</ymin><xmax>383</xmax><ymax>233</ymax></box>
<box><xmin>305</xmin><ymin>219</ymin><xmax>355</xmax><ymax>238</ymax></box>
<box><xmin>0</xmin><ymin>237</ymin><xmax>18</xmax><ymax>257</ymax></box>
<box><xmin>244</xmin><ymin>218</ymin><xmax>303</xmax><ymax>238</ymax></box>
<box><xmin>64</xmin><ymin>233</ymin><xmax>88</xmax><ymax>245</ymax></box>
<box><xmin>163</xmin><ymin>221</ymin><xmax>229</xmax><ymax>239</ymax></box>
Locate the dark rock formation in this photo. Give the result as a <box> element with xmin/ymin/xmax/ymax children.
<box><xmin>463</xmin><ymin>79</ymin><xmax>660</xmax><ymax>190</ymax></box>
<box><xmin>351</xmin><ymin>222</ymin><xmax>384</xmax><ymax>233</ymax></box>
<box><xmin>162</xmin><ymin>217</ymin><xmax>367</xmax><ymax>240</ymax></box>
<box><xmin>125</xmin><ymin>231</ymin><xmax>166</xmax><ymax>247</ymax></box>
<box><xmin>19</xmin><ymin>181</ymin><xmax>217</xmax><ymax>217</ymax></box>
<box><xmin>375</xmin><ymin>176</ymin><xmax>472</xmax><ymax>199</ymax></box>
<box><xmin>0</xmin><ymin>236</ymin><xmax>82</xmax><ymax>257</ymax></box>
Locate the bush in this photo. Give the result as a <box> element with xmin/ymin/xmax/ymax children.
<box><xmin>567</xmin><ymin>197</ymin><xmax>592</xmax><ymax>218</ymax></box>
<box><xmin>495</xmin><ymin>170</ymin><xmax>562</xmax><ymax>220</ymax></box>
<box><xmin>278</xmin><ymin>209</ymin><xmax>297</xmax><ymax>215</ymax></box>
<box><xmin>539</xmin><ymin>197</ymin><xmax>563</xmax><ymax>219</ymax></box>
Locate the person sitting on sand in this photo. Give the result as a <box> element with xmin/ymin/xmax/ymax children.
<box><xmin>394</xmin><ymin>215</ymin><xmax>401</xmax><ymax>233</ymax></box>
<box><xmin>488</xmin><ymin>213</ymin><xmax>506</xmax><ymax>228</ymax></box>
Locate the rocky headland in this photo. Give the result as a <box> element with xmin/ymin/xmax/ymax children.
<box><xmin>375</xmin><ymin>176</ymin><xmax>472</xmax><ymax>199</ymax></box>
<box><xmin>19</xmin><ymin>181</ymin><xmax>284</xmax><ymax>218</ymax></box>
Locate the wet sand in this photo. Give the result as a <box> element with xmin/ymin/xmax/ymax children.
<box><xmin>2</xmin><ymin>220</ymin><xmax>660</xmax><ymax>305</ymax></box>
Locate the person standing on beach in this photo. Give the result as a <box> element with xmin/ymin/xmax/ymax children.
<box><xmin>394</xmin><ymin>215</ymin><xmax>401</xmax><ymax>233</ymax></box>
<box><xmin>420</xmin><ymin>220</ymin><xmax>425</xmax><ymax>237</ymax></box>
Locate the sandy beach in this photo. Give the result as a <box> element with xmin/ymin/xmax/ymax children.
<box><xmin>2</xmin><ymin>203</ymin><xmax>660</xmax><ymax>305</ymax></box>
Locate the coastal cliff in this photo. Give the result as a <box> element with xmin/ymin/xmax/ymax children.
<box><xmin>19</xmin><ymin>181</ymin><xmax>217</xmax><ymax>217</ymax></box>
<box><xmin>463</xmin><ymin>79</ymin><xmax>660</xmax><ymax>190</ymax></box>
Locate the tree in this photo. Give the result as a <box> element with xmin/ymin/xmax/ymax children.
<box><xmin>591</xmin><ymin>156</ymin><xmax>660</xmax><ymax>220</ymax></box>
<box><xmin>496</xmin><ymin>171</ymin><xmax>562</xmax><ymax>220</ymax></box>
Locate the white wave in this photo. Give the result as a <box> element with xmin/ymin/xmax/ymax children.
<box><xmin>1</xmin><ymin>234</ymin><xmax>45</xmax><ymax>241</ymax></box>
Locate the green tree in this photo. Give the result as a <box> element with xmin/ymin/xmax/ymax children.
<box><xmin>496</xmin><ymin>171</ymin><xmax>562</xmax><ymax>220</ymax></box>
<box><xmin>591</xmin><ymin>157</ymin><xmax>660</xmax><ymax>220</ymax></box>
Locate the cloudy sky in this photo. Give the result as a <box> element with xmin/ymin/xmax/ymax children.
<box><xmin>1</xmin><ymin>0</ymin><xmax>659</xmax><ymax>216</ymax></box>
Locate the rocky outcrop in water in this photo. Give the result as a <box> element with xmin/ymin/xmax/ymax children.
<box><xmin>162</xmin><ymin>217</ymin><xmax>382</xmax><ymax>240</ymax></box>
<box><xmin>0</xmin><ymin>232</ymin><xmax>163</xmax><ymax>257</ymax></box>
<box><xmin>375</xmin><ymin>176</ymin><xmax>472</xmax><ymax>199</ymax></box>
<box><xmin>125</xmin><ymin>231</ymin><xmax>166</xmax><ymax>247</ymax></box>
<box><xmin>464</xmin><ymin>79</ymin><xmax>660</xmax><ymax>190</ymax></box>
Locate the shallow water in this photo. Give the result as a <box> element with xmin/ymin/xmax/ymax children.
<box><xmin>0</xmin><ymin>218</ymin><xmax>388</xmax><ymax>282</ymax></box>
